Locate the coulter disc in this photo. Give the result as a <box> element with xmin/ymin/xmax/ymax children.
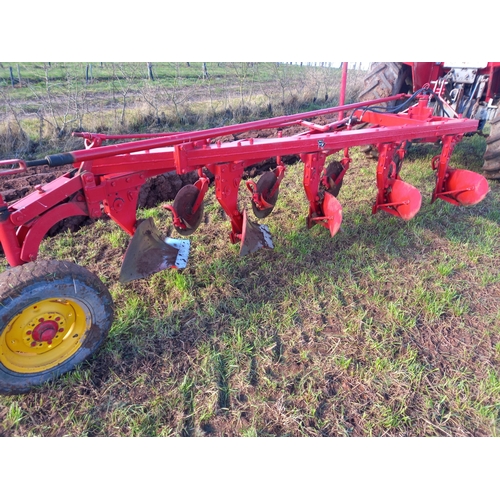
<box><xmin>251</xmin><ymin>171</ymin><xmax>279</xmax><ymax>219</ymax></box>
<box><xmin>173</xmin><ymin>184</ymin><xmax>204</xmax><ymax>236</ymax></box>
<box><xmin>324</xmin><ymin>160</ymin><xmax>344</xmax><ymax>197</ymax></box>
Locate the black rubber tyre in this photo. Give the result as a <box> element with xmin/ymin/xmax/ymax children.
<box><xmin>359</xmin><ymin>62</ymin><xmax>410</xmax><ymax>106</ymax></box>
<box><xmin>358</xmin><ymin>63</ymin><xmax>411</xmax><ymax>158</ymax></box>
<box><xmin>482</xmin><ymin>114</ymin><xmax>500</xmax><ymax>179</ymax></box>
<box><xmin>0</xmin><ymin>260</ymin><xmax>114</xmax><ymax>395</ymax></box>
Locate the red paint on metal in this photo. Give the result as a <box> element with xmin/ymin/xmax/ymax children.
<box><xmin>320</xmin><ymin>192</ymin><xmax>343</xmax><ymax>237</ymax></box>
<box><xmin>373</xmin><ymin>142</ymin><xmax>422</xmax><ymax>220</ymax></box>
<box><xmin>10</xmin><ymin>174</ymin><xmax>83</xmax><ymax>225</ymax></box>
<box><xmin>302</xmin><ymin>152</ymin><xmax>328</xmax><ymax>229</ymax></box>
<box><xmin>20</xmin><ymin>202</ymin><xmax>88</xmax><ymax>262</ymax></box>
<box><xmin>438</xmin><ymin>169</ymin><xmax>490</xmax><ymax>206</ymax></box>
<box><xmin>48</xmin><ymin>95</ymin><xmax>408</xmax><ymax>167</ymax></box>
<box><xmin>404</xmin><ymin>62</ymin><xmax>500</xmax><ymax>99</ymax></box>
<box><xmin>386</xmin><ymin>179</ymin><xmax>422</xmax><ymax>221</ymax></box>
<box><xmin>32</xmin><ymin>320</ymin><xmax>59</xmax><ymax>342</ymax></box>
<box><xmin>214</xmin><ymin>162</ymin><xmax>245</xmax><ymax>240</ymax></box>
<box><xmin>192</xmin><ymin>170</ymin><xmax>210</xmax><ymax>214</ymax></box>
<box><xmin>0</xmin><ymin>159</ymin><xmax>27</xmax><ymax>177</ymax></box>
<box><xmin>0</xmin><ymin>194</ymin><xmax>24</xmax><ymax>266</ymax></box>
<box><xmin>338</xmin><ymin>62</ymin><xmax>348</xmax><ymax>121</ymax></box>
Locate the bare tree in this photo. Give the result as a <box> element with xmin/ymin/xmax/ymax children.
<box><xmin>111</xmin><ymin>63</ymin><xmax>141</xmax><ymax>128</ymax></box>
<box><xmin>0</xmin><ymin>85</ymin><xmax>30</xmax><ymax>154</ymax></box>
<box><xmin>227</xmin><ymin>62</ymin><xmax>257</xmax><ymax>111</ymax></box>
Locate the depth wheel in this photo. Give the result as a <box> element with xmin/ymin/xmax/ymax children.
<box><xmin>483</xmin><ymin>114</ymin><xmax>500</xmax><ymax>179</ymax></box>
<box><xmin>251</xmin><ymin>171</ymin><xmax>279</xmax><ymax>219</ymax></box>
<box><xmin>172</xmin><ymin>184</ymin><xmax>204</xmax><ymax>236</ymax></box>
<box><xmin>0</xmin><ymin>260</ymin><xmax>114</xmax><ymax>395</ymax></box>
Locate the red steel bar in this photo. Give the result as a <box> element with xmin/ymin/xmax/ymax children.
<box><xmin>44</xmin><ymin>94</ymin><xmax>408</xmax><ymax>167</ymax></box>
<box><xmin>86</xmin><ymin>116</ymin><xmax>478</xmax><ymax>177</ymax></box>
<box><xmin>0</xmin><ymin>159</ymin><xmax>27</xmax><ymax>177</ymax></box>
<box><xmin>338</xmin><ymin>62</ymin><xmax>348</xmax><ymax>121</ymax></box>
<box><xmin>0</xmin><ymin>195</ymin><xmax>24</xmax><ymax>266</ymax></box>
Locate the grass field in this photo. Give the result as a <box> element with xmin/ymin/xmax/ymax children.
<box><xmin>1</xmin><ymin>131</ymin><xmax>499</xmax><ymax>436</ymax></box>
<box><xmin>0</xmin><ymin>62</ymin><xmax>360</xmax><ymax>158</ymax></box>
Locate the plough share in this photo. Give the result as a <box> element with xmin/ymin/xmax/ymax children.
<box><xmin>0</xmin><ymin>86</ymin><xmax>490</xmax><ymax>393</ymax></box>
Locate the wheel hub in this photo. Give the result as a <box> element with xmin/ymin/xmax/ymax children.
<box><xmin>22</xmin><ymin>311</ymin><xmax>67</xmax><ymax>349</ymax></box>
<box><xmin>32</xmin><ymin>319</ymin><xmax>60</xmax><ymax>344</ymax></box>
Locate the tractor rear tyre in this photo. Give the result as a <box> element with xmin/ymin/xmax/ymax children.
<box><xmin>482</xmin><ymin>114</ymin><xmax>500</xmax><ymax>179</ymax></box>
<box><xmin>359</xmin><ymin>62</ymin><xmax>410</xmax><ymax>106</ymax></box>
<box><xmin>0</xmin><ymin>260</ymin><xmax>114</xmax><ymax>394</ymax></box>
<box><xmin>358</xmin><ymin>63</ymin><xmax>411</xmax><ymax>158</ymax></box>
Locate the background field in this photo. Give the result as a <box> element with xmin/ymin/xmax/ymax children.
<box><xmin>0</xmin><ymin>62</ymin><xmax>361</xmax><ymax>158</ymax></box>
<box><xmin>0</xmin><ymin>63</ymin><xmax>499</xmax><ymax>436</ymax></box>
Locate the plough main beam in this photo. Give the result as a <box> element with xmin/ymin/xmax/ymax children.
<box><xmin>1</xmin><ymin>94</ymin><xmax>407</xmax><ymax>175</ymax></box>
<box><xmin>31</xmin><ymin>115</ymin><xmax>478</xmax><ymax>179</ymax></box>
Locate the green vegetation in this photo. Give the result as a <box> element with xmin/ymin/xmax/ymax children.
<box><xmin>0</xmin><ymin>62</ymin><xmax>362</xmax><ymax>159</ymax></box>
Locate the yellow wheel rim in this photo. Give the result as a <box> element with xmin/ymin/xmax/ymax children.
<box><xmin>0</xmin><ymin>297</ymin><xmax>89</xmax><ymax>373</ymax></box>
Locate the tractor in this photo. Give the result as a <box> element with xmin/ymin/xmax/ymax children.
<box><xmin>359</xmin><ymin>62</ymin><xmax>500</xmax><ymax>177</ymax></box>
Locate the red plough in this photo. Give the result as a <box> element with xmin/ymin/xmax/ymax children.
<box><xmin>0</xmin><ymin>81</ymin><xmax>490</xmax><ymax>393</ymax></box>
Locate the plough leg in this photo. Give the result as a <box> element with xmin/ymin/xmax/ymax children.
<box><xmin>432</xmin><ymin>135</ymin><xmax>489</xmax><ymax>206</ymax></box>
<box><xmin>302</xmin><ymin>152</ymin><xmax>343</xmax><ymax>236</ymax></box>
<box><xmin>215</xmin><ymin>162</ymin><xmax>273</xmax><ymax>256</ymax></box>
<box><xmin>373</xmin><ymin>142</ymin><xmax>422</xmax><ymax>221</ymax></box>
